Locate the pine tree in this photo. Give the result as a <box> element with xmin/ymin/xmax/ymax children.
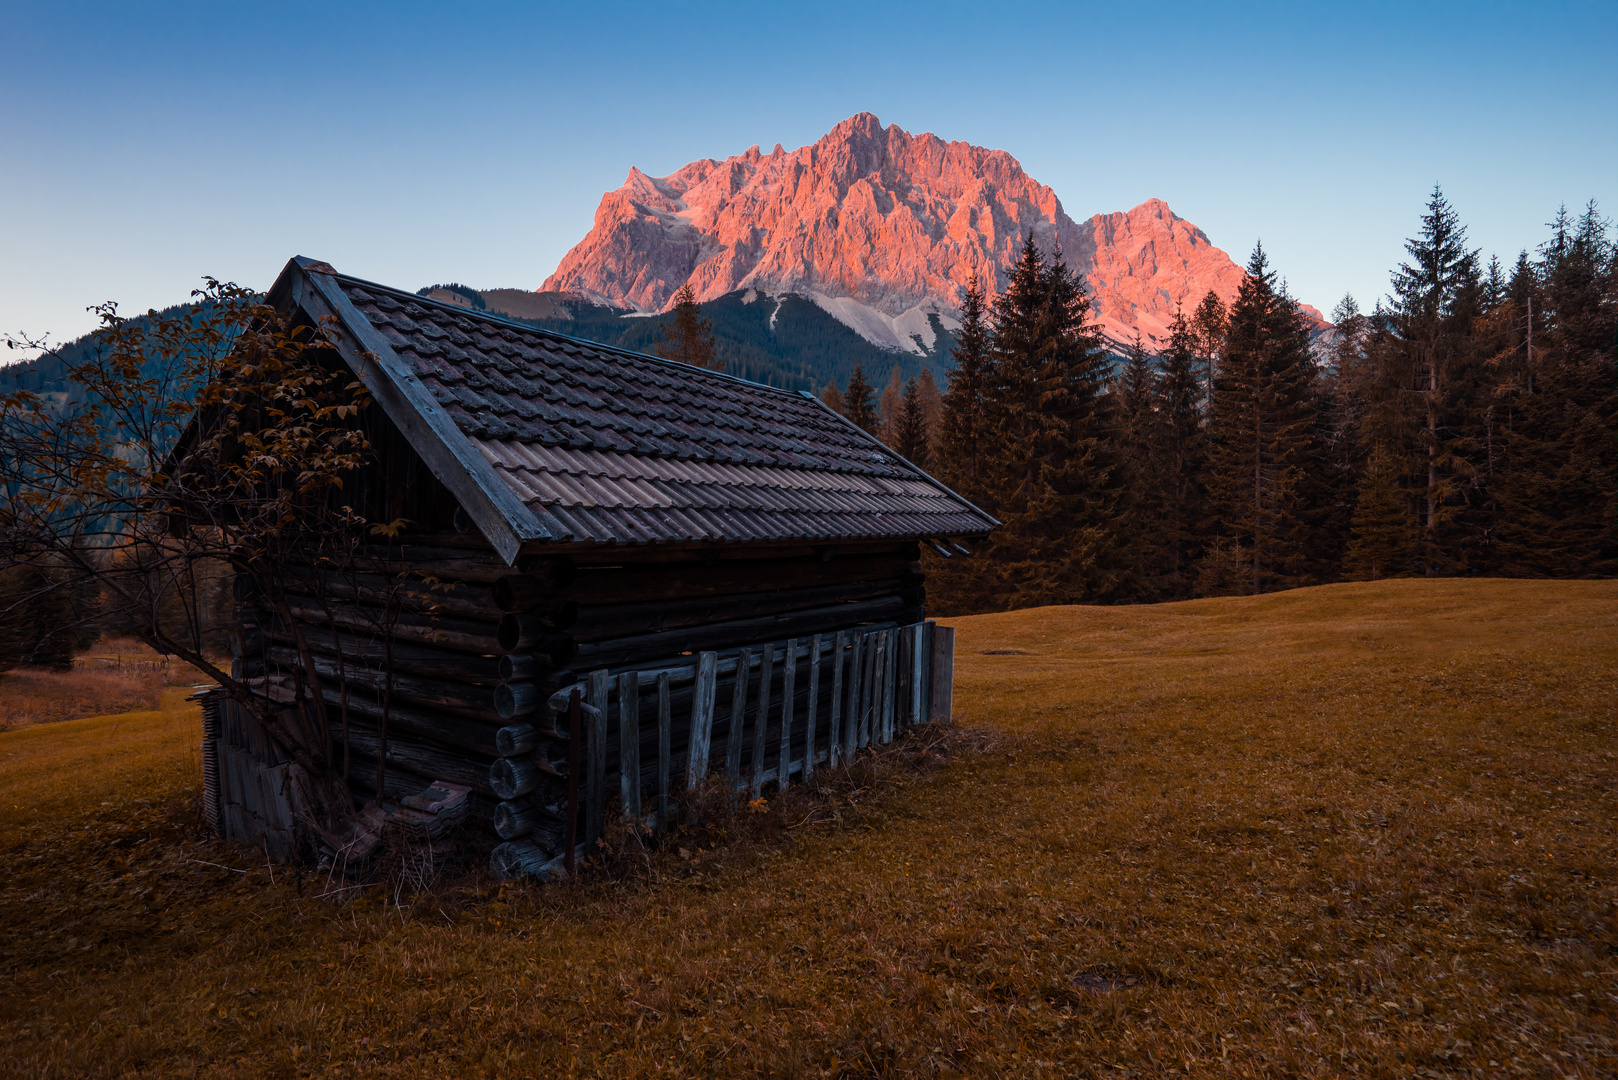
<box><xmin>1344</xmin><ymin>187</ymin><xmax>1497</xmax><ymax>575</ymax></box>
<box><xmin>878</xmin><ymin>366</ymin><xmax>904</xmax><ymax>446</ymax></box>
<box><xmin>1377</xmin><ymin>185</ymin><xmax>1488</xmax><ymax>573</ymax></box>
<box><xmin>1192</xmin><ymin>290</ymin><xmax>1229</xmax><ymax>405</ymax></box>
<box><xmin>974</xmin><ymin>235</ymin><xmax>1126</xmax><ymax>608</ymax></box>
<box><xmin>938</xmin><ymin>274</ymin><xmax>994</xmax><ymax>503</ymax></box>
<box><xmin>842</xmin><ymin>364</ymin><xmax>880</xmax><ymax>435</ymax></box>
<box><xmin>653</xmin><ymin>282</ymin><xmax>721</xmax><ymax>370</ymax></box>
<box><xmin>1492</xmin><ymin>201</ymin><xmax>1617</xmax><ymax>575</ymax></box>
<box><xmin>1199</xmin><ymin>242</ymin><xmax>1321</xmax><ymax>594</ymax></box>
<box><xmin>1114</xmin><ymin>332</ymin><xmax>1163</xmax><ymax>597</ymax></box>
<box><xmin>893</xmin><ymin>376</ymin><xmax>931</xmax><ymax>470</ymax></box>
<box><xmin>818</xmin><ymin>379</ymin><xmax>844</xmax><ymax>414</ymax></box>
<box><xmin>916</xmin><ymin>369</ymin><xmax>944</xmax><ymax>466</ymax></box>
<box><xmin>1153</xmin><ymin>309</ymin><xmax>1207</xmax><ymax>597</ymax></box>
<box><xmin>1342</xmin><ymin>444</ymin><xmax>1417</xmax><ymax>580</ymax></box>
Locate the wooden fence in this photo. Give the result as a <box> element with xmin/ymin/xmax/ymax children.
<box><xmin>490</xmin><ymin>619</ymin><xmax>954</xmax><ymax>879</ymax></box>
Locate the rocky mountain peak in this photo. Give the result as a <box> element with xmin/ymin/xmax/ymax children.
<box><xmin>542</xmin><ymin>114</ymin><xmax>1322</xmax><ymax>353</ymax></box>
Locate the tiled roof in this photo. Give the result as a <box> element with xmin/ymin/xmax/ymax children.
<box><xmin>296</xmin><ymin>264</ymin><xmax>994</xmax><ymax>551</ymax></box>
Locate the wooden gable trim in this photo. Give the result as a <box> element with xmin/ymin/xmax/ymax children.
<box><xmin>282</xmin><ymin>258</ymin><xmax>549</xmax><ymax>564</ymax></box>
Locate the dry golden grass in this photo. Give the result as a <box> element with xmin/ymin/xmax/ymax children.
<box><xmin>0</xmin><ymin>638</ymin><xmax>204</xmax><ymax>731</ymax></box>
<box><xmin>0</xmin><ymin>579</ymin><xmax>1613</xmax><ymax>1078</ymax></box>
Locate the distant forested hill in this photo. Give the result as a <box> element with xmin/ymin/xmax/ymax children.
<box><xmin>421</xmin><ymin>286</ymin><xmax>955</xmax><ymax>392</ymax></box>
<box><xmin>0</xmin><ymin>287</ymin><xmax>952</xmax><ymax>414</ymax></box>
<box><xmin>0</xmin><ymin>302</ymin><xmax>200</xmax><ymax>403</ymax></box>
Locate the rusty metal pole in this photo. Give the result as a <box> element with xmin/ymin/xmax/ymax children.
<box><xmin>565</xmin><ymin>687</ymin><xmax>581</xmax><ymax>874</ymax></box>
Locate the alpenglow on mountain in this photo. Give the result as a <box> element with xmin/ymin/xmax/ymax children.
<box><xmin>543</xmin><ymin>112</ymin><xmax>1318</xmax><ymax>354</ymax></box>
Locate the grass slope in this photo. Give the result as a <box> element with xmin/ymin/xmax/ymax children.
<box><xmin>0</xmin><ymin>580</ymin><xmax>1613</xmax><ymax>1078</ymax></box>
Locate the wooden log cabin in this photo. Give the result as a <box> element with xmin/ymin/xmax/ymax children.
<box><xmin>202</xmin><ymin>256</ymin><xmax>997</xmax><ymax>877</ymax></box>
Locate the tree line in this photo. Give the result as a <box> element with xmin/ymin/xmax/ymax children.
<box><xmin>820</xmin><ymin>188</ymin><xmax>1616</xmax><ymax>614</ymax></box>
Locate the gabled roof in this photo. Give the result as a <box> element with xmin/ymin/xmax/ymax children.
<box><xmin>270</xmin><ymin>257</ymin><xmax>996</xmax><ymax>564</ymax></box>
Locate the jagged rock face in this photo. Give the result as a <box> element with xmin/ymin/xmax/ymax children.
<box><xmin>544</xmin><ymin>113</ymin><xmax>1317</xmax><ymax>351</ymax></box>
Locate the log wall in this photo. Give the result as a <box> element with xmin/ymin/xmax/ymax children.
<box><xmin>220</xmin><ymin>537</ymin><xmax>950</xmax><ymax>867</ymax></box>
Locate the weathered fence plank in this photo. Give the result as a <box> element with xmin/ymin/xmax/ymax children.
<box><xmin>778</xmin><ymin>639</ymin><xmax>798</xmax><ymax>793</ymax></box>
<box><xmin>856</xmin><ymin>632</ymin><xmax>873</xmax><ymax>749</ymax></box>
<box><xmin>685</xmin><ymin>650</ymin><xmax>718</xmax><ymax>788</ymax></box>
<box><xmin>907</xmin><ymin>623</ymin><xmax>922</xmax><ymax>728</ymax></box>
<box><xmin>618</xmin><ymin>671</ymin><xmax>641</xmax><ymax>820</ymax></box>
<box><xmin>751</xmin><ymin>642</ymin><xmax>775</xmax><ymax>798</ymax></box>
<box><xmin>877</xmin><ymin>629</ymin><xmax>894</xmax><ymax>743</ymax></box>
<box><xmin>656</xmin><ymin>670</ymin><xmax>671</xmax><ymax>820</ymax></box>
<box><xmin>586</xmin><ymin>669</ymin><xmax>610</xmax><ymax>843</ymax></box>
<box><xmin>930</xmin><ymin>624</ymin><xmax>955</xmax><ymax>722</ymax></box>
<box><xmin>804</xmin><ymin>633</ymin><xmax>822</xmax><ymax>782</ymax></box>
<box><xmin>565</xmin><ymin>687</ymin><xmax>581</xmax><ymax>872</ymax></box>
<box><xmin>724</xmin><ymin>647</ymin><xmax>751</xmax><ymax>784</ymax></box>
<box><xmin>828</xmin><ymin>630</ymin><xmax>845</xmax><ymax>767</ymax></box>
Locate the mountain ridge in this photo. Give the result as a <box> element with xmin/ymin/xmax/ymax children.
<box><xmin>542</xmin><ymin>112</ymin><xmax>1326</xmax><ymax>353</ymax></box>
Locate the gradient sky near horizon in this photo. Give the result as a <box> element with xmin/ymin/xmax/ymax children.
<box><xmin>2</xmin><ymin>0</ymin><xmax>1613</xmax><ymax>350</ymax></box>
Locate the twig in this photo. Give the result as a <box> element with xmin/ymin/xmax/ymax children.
<box><xmin>315</xmin><ymin>881</ymin><xmax>376</xmax><ymax>899</ymax></box>
<box><xmin>189</xmin><ymin>859</ymin><xmax>248</xmax><ymax>874</ymax></box>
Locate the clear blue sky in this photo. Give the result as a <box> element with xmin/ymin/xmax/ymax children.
<box><xmin>2</xmin><ymin>0</ymin><xmax>1613</xmax><ymax>348</ymax></box>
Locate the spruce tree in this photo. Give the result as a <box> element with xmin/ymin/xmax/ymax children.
<box><xmin>842</xmin><ymin>364</ymin><xmax>880</xmax><ymax>435</ymax></box>
<box><xmin>893</xmin><ymin>376</ymin><xmax>931</xmax><ymax>470</ymax></box>
<box><xmin>916</xmin><ymin>369</ymin><xmax>944</xmax><ymax>466</ymax></box>
<box><xmin>818</xmin><ymin>379</ymin><xmax>844</xmax><ymax>414</ymax></box>
<box><xmin>878</xmin><ymin>366</ymin><xmax>904</xmax><ymax>446</ymax></box>
<box><xmin>1114</xmin><ymin>332</ymin><xmax>1163</xmax><ymax>597</ymax></box>
<box><xmin>974</xmin><ymin>235</ymin><xmax>1126</xmax><ymax>608</ymax></box>
<box><xmin>1342</xmin><ymin>444</ymin><xmax>1417</xmax><ymax>580</ymax></box>
<box><xmin>1192</xmin><ymin>290</ymin><xmax>1229</xmax><ymax>405</ymax></box>
<box><xmin>1199</xmin><ymin>242</ymin><xmax>1321</xmax><ymax>594</ymax></box>
<box><xmin>1346</xmin><ymin>187</ymin><xmax>1496</xmax><ymax>575</ymax></box>
<box><xmin>653</xmin><ymin>283</ymin><xmax>721</xmax><ymax>371</ymax></box>
<box><xmin>1153</xmin><ymin>309</ymin><xmax>1207</xmax><ymax>598</ymax></box>
<box><xmin>938</xmin><ymin>274</ymin><xmax>993</xmax><ymax>504</ymax></box>
<box><xmin>1491</xmin><ymin>201</ymin><xmax>1617</xmax><ymax>575</ymax></box>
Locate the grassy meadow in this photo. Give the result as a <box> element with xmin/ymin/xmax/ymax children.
<box><xmin>0</xmin><ymin>579</ymin><xmax>1613</xmax><ymax>1078</ymax></box>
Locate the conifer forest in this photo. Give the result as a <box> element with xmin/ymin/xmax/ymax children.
<box><xmin>825</xmin><ymin>190</ymin><xmax>1616</xmax><ymax>614</ymax></box>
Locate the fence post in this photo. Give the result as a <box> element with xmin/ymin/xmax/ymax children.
<box><xmin>686</xmin><ymin>650</ymin><xmax>718</xmax><ymax>789</ymax></box>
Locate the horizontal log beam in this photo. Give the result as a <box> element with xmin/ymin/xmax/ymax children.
<box><xmin>318</xmin><ymin>686</ymin><xmax>501</xmax><ymax>758</ymax></box>
<box><xmin>572</xmin><ymin>597</ymin><xmax>907</xmax><ymax>671</ymax></box>
<box><xmin>570</xmin><ymin>577</ymin><xmax>918</xmax><ymax>643</ymax></box>
<box><xmin>260</xmin><ymin>622</ymin><xmax>506</xmax><ymax>683</ymax></box>
<box><xmin>280</xmin><ymin>567</ymin><xmax>507</xmax><ymax>622</ymax></box>
<box><xmin>280</xmin><ymin>595</ymin><xmax>503</xmax><ymax>655</ymax></box>
<box><xmin>286</xmin><ymin>543</ymin><xmax>515</xmax><ymax>583</ymax></box>
<box><xmin>266</xmin><ymin>646</ymin><xmax>503</xmax><ymax>722</ymax></box>
<box><xmin>564</xmin><ymin>553</ymin><xmax>918</xmax><ymax>606</ymax></box>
